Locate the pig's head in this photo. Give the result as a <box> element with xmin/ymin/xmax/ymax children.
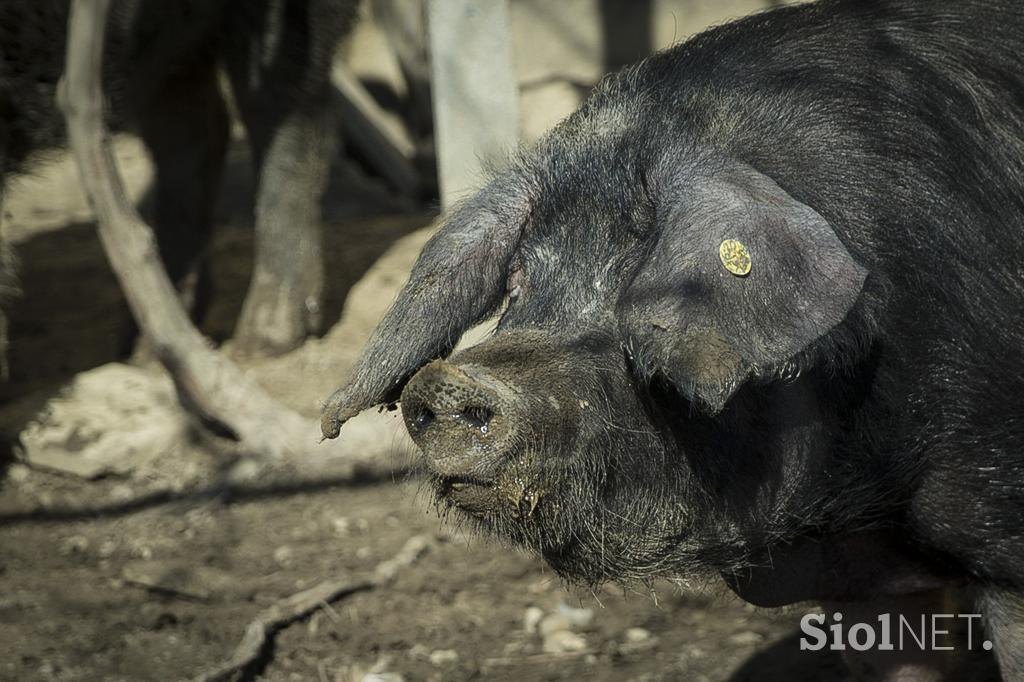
<box><xmin>321</xmin><ymin>98</ymin><xmax>869</xmax><ymax>585</ymax></box>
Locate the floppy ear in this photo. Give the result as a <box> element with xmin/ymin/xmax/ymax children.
<box><xmin>322</xmin><ymin>177</ymin><xmax>529</xmax><ymax>438</ymax></box>
<box><xmin>620</xmin><ymin>163</ymin><xmax>866</xmax><ymax>413</ymax></box>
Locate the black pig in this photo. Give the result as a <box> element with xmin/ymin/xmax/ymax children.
<box><xmin>322</xmin><ymin>0</ymin><xmax>1024</xmax><ymax>678</ymax></box>
<box><xmin>0</xmin><ymin>0</ymin><xmax>356</xmax><ymax>358</ymax></box>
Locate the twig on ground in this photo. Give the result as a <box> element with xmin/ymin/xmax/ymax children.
<box><xmin>192</xmin><ymin>535</ymin><xmax>432</xmax><ymax>682</ymax></box>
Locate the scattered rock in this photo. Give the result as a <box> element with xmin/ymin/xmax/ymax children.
<box><xmin>542</xmin><ymin>629</ymin><xmax>587</xmax><ymax>654</ymax></box>
<box><xmin>619</xmin><ymin>627</ymin><xmax>659</xmax><ymax>655</ymax></box>
<box><xmin>428</xmin><ymin>649</ymin><xmax>458</xmax><ymax>666</ymax></box>
<box><xmin>331</xmin><ymin>516</ymin><xmax>352</xmax><ymax>537</ymax></box>
<box><xmin>408</xmin><ymin>644</ymin><xmax>430</xmax><ymax>660</ymax></box>
<box><xmin>6</xmin><ymin>464</ymin><xmax>29</xmax><ymax>483</ymax></box>
<box><xmin>538</xmin><ymin>613</ymin><xmax>572</xmax><ymax>637</ymax></box>
<box><xmin>727</xmin><ymin>630</ymin><xmax>764</xmax><ymax>646</ymax></box>
<box><xmin>537</xmin><ymin>603</ymin><xmax>595</xmax><ymax>655</ymax></box>
<box><xmin>273</xmin><ymin>545</ymin><xmax>294</xmax><ymax>567</ymax></box>
<box><xmin>226</xmin><ymin>459</ymin><xmax>262</xmax><ymax>484</ymax></box>
<box><xmin>532</xmin><ymin>602</ymin><xmax>589</xmax><ymax>651</ymax></box>
<box><xmin>558</xmin><ymin>601</ymin><xmax>594</xmax><ymax>628</ymax></box>
<box><xmin>679</xmin><ymin>644</ymin><xmax>708</xmax><ymax>662</ymax></box>
<box><xmin>523</xmin><ymin>606</ymin><xmax>544</xmax><ymax>634</ymax></box>
<box><xmin>625</xmin><ymin>627</ymin><xmax>652</xmax><ymax>643</ymax></box>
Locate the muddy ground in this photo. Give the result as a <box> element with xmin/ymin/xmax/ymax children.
<box><xmin>0</xmin><ymin>135</ymin><xmax>975</xmax><ymax>682</ymax></box>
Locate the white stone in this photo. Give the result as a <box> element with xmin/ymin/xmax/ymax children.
<box><xmin>542</xmin><ymin>630</ymin><xmax>587</xmax><ymax>654</ymax></box>
<box><xmin>428</xmin><ymin>649</ymin><xmax>458</xmax><ymax>666</ymax></box>
<box><xmin>523</xmin><ymin>606</ymin><xmax>544</xmax><ymax>634</ymax></box>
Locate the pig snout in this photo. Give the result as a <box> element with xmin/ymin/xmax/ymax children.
<box><xmin>401</xmin><ymin>359</ymin><xmax>520</xmax><ymax>479</ymax></box>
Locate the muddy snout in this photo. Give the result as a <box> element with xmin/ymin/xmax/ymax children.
<box><xmin>401</xmin><ymin>360</ymin><xmax>519</xmax><ymax>478</ymax></box>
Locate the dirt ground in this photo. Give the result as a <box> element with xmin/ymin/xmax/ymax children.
<box><xmin>0</xmin><ymin>135</ymin><xmax>855</xmax><ymax>682</ymax></box>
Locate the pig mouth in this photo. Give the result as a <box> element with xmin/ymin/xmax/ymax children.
<box><xmin>437</xmin><ymin>475</ymin><xmax>500</xmax><ymax>516</ymax></box>
<box><xmin>433</xmin><ymin>452</ymin><xmax>550</xmax><ymax>521</ymax></box>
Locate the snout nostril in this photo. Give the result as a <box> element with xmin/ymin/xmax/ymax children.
<box><xmin>457</xmin><ymin>405</ymin><xmax>494</xmax><ymax>432</ymax></box>
<box><xmin>410</xmin><ymin>406</ymin><xmax>436</xmax><ymax>431</ymax></box>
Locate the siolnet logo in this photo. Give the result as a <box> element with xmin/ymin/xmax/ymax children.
<box><xmin>800</xmin><ymin>612</ymin><xmax>992</xmax><ymax>652</ymax></box>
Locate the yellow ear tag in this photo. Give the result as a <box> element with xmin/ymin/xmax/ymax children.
<box><xmin>719</xmin><ymin>239</ymin><xmax>752</xmax><ymax>276</ymax></box>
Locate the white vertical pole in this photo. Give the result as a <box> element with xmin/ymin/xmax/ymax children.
<box><xmin>427</xmin><ymin>0</ymin><xmax>519</xmax><ymax>210</ymax></box>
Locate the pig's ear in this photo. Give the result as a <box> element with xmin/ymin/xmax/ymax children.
<box><xmin>621</xmin><ymin>164</ymin><xmax>866</xmax><ymax>413</ymax></box>
<box><xmin>321</xmin><ymin>179</ymin><xmax>529</xmax><ymax>438</ymax></box>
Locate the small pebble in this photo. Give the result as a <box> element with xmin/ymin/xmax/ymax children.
<box><xmin>557</xmin><ymin>602</ymin><xmax>598</xmax><ymax>626</ymax></box>
<box><xmin>682</xmin><ymin>645</ymin><xmax>707</xmax><ymax>660</ymax></box>
<box><xmin>543</xmin><ymin>630</ymin><xmax>587</xmax><ymax>654</ymax></box>
<box><xmin>109</xmin><ymin>484</ymin><xmax>135</xmax><ymax>502</ymax></box>
<box><xmin>226</xmin><ymin>459</ymin><xmax>261</xmax><ymax>484</ymax></box>
<box><xmin>428</xmin><ymin>649</ymin><xmax>458</xmax><ymax>666</ymax></box>
<box><xmin>331</xmin><ymin>517</ymin><xmax>351</xmax><ymax>537</ymax></box>
<box><xmin>727</xmin><ymin>631</ymin><xmax>764</xmax><ymax>646</ymax></box>
<box><xmin>619</xmin><ymin>626</ymin><xmax>659</xmax><ymax>654</ymax></box>
<box><xmin>523</xmin><ymin>606</ymin><xmax>544</xmax><ymax>634</ymax></box>
<box><xmin>7</xmin><ymin>464</ymin><xmax>29</xmax><ymax>483</ymax></box>
<box><xmin>539</xmin><ymin>613</ymin><xmax>572</xmax><ymax>637</ymax></box>
<box><xmin>273</xmin><ymin>545</ymin><xmax>294</xmax><ymax>567</ymax></box>
<box><xmin>558</xmin><ymin>601</ymin><xmax>594</xmax><ymax>628</ymax></box>
<box><xmin>625</xmin><ymin>627</ymin><xmax>652</xmax><ymax>643</ymax></box>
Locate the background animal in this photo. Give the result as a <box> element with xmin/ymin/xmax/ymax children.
<box><xmin>0</xmin><ymin>0</ymin><xmax>358</xmax><ymax>362</ymax></box>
